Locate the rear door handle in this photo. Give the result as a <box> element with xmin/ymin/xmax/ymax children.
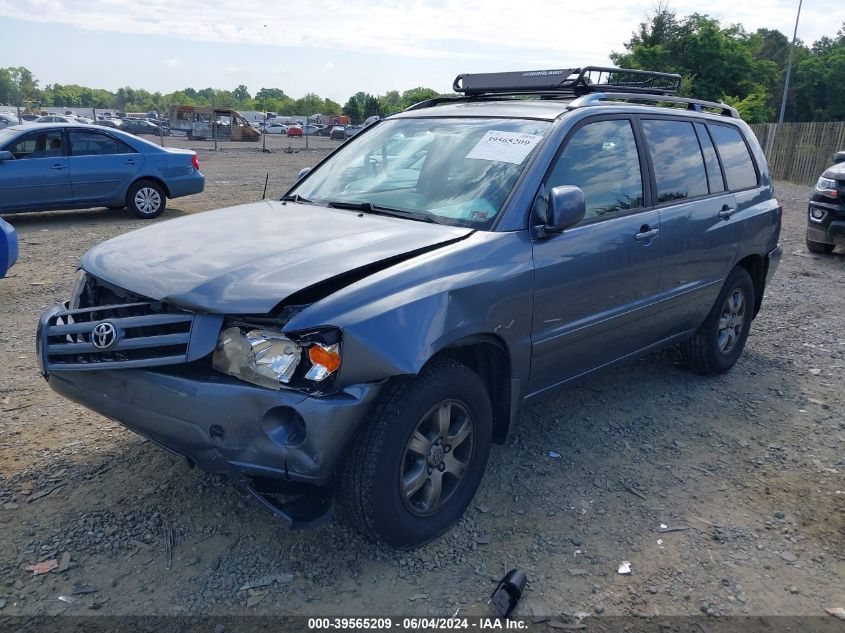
<box><xmin>635</xmin><ymin>226</ymin><xmax>660</xmax><ymax>241</ymax></box>
<box><xmin>51</xmin><ymin>163</ymin><xmax>65</xmax><ymax>170</ymax></box>
<box><xmin>718</xmin><ymin>204</ymin><xmax>737</xmax><ymax>219</ymax></box>
<box><xmin>124</xmin><ymin>159</ymin><xmax>138</xmax><ymax>165</ymax></box>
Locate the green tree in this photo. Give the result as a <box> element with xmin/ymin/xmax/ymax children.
<box><xmin>233</xmin><ymin>84</ymin><xmax>251</xmax><ymax>103</ymax></box>
<box><xmin>401</xmin><ymin>87</ymin><xmax>439</xmax><ymax>108</ymax></box>
<box><xmin>342</xmin><ymin>96</ymin><xmax>361</xmax><ymax>123</ymax></box>
<box><xmin>378</xmin><ymin>90</ymin><xmax>403</xmax><ymax>115</ymax></box>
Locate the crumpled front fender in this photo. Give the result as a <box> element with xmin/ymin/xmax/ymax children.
<box><xmin>284</xmin><ymin>230</ymin><xmax>535</xmax><ymax>387</ymax></box>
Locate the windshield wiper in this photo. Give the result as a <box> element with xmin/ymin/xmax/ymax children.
<box><xmin>280</xmin><ymin>194</ymin><xmax>313</xmax><ymax>204</ymax></box>
<box><xmin>325</xmin><ymin>200</ymin><xmax>440</xmax><ymax>224</ymax></box>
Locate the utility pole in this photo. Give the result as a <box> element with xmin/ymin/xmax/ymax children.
<box><xmin>777</xmin><ymin>0</ymin><xmax>803</xmax><ymax>124</ymax></box>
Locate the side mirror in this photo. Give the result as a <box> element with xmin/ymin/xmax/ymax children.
<box><xmin>834</xmin><ymin>151</ymin><xmax>845</xmax><ymax>165</ymax></box>
<box><xmin>0</xmin><ymin>151</ymin><xmax>12</xmax><ymax>162</ymax></box>
<box><xmin>547</xmin><ymin>185</ymin><xmax>586</xmax><ymax>232</ymax></box>
<box><xmin>297</xmin><ymin>167</ymin><xmax>311</xmax><ymax>181</ymax></box>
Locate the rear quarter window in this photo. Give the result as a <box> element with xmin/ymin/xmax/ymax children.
<box><xmin>709</xmin><ymin>125</ymin><xmax>758</xmax><ymax>191</ymax></box>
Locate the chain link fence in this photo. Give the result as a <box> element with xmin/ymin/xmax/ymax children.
<box><xmin>750</xmin><ymin>122</ymin><xmax>845</xmax><ymax>186</ymax></box>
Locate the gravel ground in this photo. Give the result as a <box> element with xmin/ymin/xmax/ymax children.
<box><xmin>0</xmin><ymin>140</ymin><xmax>842</xmax><ymax>620</ymax></box>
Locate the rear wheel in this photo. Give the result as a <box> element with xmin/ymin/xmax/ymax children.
<box><xmin>681</xmin><ymin>266</ymin><xmax>755</xmax><ymax>375</ymax></box>
<box><xmin>127</xmin><ymin>180</ymin><xmax>166</xmax><ymax>219</ymax></box>
<box><xmin>806</xmin><ymin>238</ymin><xmax>835</xmax><ymax>254</ymax></box>
<box><xmin>339</xmin><ymin>358</ymin><xmax>492</xmax><ymax>548</ymax></box>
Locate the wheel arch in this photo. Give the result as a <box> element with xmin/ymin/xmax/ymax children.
<box><xmin>734</xmin><ymin>253</ymin><xmax>766</xmax><ymax>318</ymax></box>
<box><xmin>130</xmin><ymin>175</ymin><xmax>171</xmax><ymax>199</ymax></box>
<box><xmin>425</xmin><ymin>333</ymin><xmax>514</xmax><ymax>445</ymax></box>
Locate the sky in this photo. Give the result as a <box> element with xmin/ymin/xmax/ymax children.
<box><xmin>0</xmin><ymin>0</ymin><xmax>842</xmax><ymax>103</ymax></box>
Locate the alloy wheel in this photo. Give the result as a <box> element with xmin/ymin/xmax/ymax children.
<box><xmin>399</xmin><ymin>400</ymin><xmax>474</xmax><ymax>516</ymax></box>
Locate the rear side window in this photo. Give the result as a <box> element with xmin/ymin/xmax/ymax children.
<box><xmin>69</xmin><ymin>131</ymin><xmax>135</xmax><ymax>156</ymax></box>
<box><xmin>694</xmin><ymin>123</ymin><xmax>725</xmax><ymax>194</ymax></box>
<box><xmin>641</xmin><ymin>120</ymin><xmax>708</xmax><ymax>203</ymax></box>
<box><xmin>547</xmin><ymin>119</ymin><xmax>643</xmax><ymax>221</ymax></box>
<box><xmin>709</xmin><ymin>125</ymin><xmax>758</xmax><ymax>190</ymax></box>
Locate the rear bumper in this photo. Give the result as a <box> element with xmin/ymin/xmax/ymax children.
<box><xmin>166</xmin><ymin>172</ymin><xmax>205</xmax><ymax>199</ymax></box>
<box><xmin>47</xmin><ymin>367</ymin><xmax>381</xmax><ymax>486</ymax></box>
<box><xmin>765</xmin><ymin>245</ymin><xmax>782</xmax><ymax>284</ymax></box>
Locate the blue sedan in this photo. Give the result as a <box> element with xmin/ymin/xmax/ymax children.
<box><xmin>0</xmin><ymin>123</ymin><xmax>204</xmax><ymax>219</ymax></box>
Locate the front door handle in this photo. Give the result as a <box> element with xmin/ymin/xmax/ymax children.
<box><xmin>718</xmin><ymin>204</ymin><xmax>737</xmax><ymax>220</ymax></box>
<box><xmin>635</xmin><ymin>226</ymin><xmax>660</xmax><ymax>241</ymax></box>
<box><xmin>51</xmin><ymin>163</ymin><xmax>65</xmax><ymax>170</ymax></box>
<box><xmin>124</xmin><ymin>159</ymin><xmax>138</xmax><ymax>165</ymax></box>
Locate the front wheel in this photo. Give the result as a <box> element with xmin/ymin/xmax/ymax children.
<box><xmin>681</xmin><ymin>266</ymin><xmax>755</xmax><ymax>375</ymax></box>
<box><xmin>806</xmin><ymin>238</ymin><xmax>835</xmax><ymax>254</ymax></box>
<box><xmin>127</xmin><ymin>180</ymin><xmax>166</xmax><ymax>219</ymax></box>
<box><xmin>339</xmin><ymin>358</ymin><xmax>492</xmax><ymax>548</ymax></box>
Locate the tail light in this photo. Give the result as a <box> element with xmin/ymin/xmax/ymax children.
<box><xmin>191</xmin><ymin>154</ymin><xmax>200</xmax><ymax>170</ymax></box>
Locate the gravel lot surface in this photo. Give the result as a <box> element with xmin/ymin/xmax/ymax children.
<box><xmin>0</xmin><ymin>137</ymin><xmax>842</xmax><ymax>621</ymax></box>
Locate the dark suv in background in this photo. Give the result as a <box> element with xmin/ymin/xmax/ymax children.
<box><xmin>807</xmin><ymin>151</ymin><xmax>845</xmax><ymax>254</ymax></box>
<box><xmin>38</xmin><ymin>67</ymin><xmax>782</xmax><ymax>548</ymax></box>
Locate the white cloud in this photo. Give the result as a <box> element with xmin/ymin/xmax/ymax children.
<box><xmin>324</xmin><ymin>62</ymin><xmax>335</xmax><ymax>70</ymax></box>
<box><xmin>3</xmin><ymin>0</ymin><xmax>837</xmax><ymax>64</ymax></box>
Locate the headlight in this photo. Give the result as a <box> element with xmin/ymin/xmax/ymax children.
<box><xmin>815</xmin><ymin>177</ymin><xmax>838</xmax><ymax>198</ymax></box>
<box><xmin>212</xmin><ymin>325</ymin><xmax>341</xmax><ymax>390</ymax></box>
<box><xmin>68</xmin><ymin>269</ymin><xmax>88</xmax><ymax>310</ymax></box>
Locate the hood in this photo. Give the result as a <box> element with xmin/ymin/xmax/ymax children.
<box><xmin>823</xmin><ymin>161</ymin><xmax>845</xmax><ymax>181</ymax></box>
<box><xmin>81</xmin><ymin>201</ymin><xmax>472</xmax><ymax>314</ymax></box>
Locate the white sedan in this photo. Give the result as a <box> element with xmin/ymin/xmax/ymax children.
<box><xmin>264</xmin><ymin>122</ymin><xmax>288</xmax><ymax>134</ymax></box>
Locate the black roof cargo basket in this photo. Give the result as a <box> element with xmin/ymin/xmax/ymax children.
<box><xmin>453</xmin><ymin>66</ymin><xmax>682</xmax><ymax>97</ymax></box>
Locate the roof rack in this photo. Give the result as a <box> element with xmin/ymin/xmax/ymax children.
<box><xmin>568</xmin><ymin>92</ymin><xmax>738</xmax><ymax>117</ymax></box>
<box><xmin>452</xmin><ymin>66</ymin><xmax>682</xmax><ymax>97</ymax></box>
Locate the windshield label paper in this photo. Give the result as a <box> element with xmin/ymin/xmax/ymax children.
<box><xmin>466</xmin><ymin>131</ymin><xmax>543</xmax><ymax>164</ymax></box>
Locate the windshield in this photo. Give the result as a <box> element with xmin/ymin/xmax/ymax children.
<box><xmin>289</xmin><ymin>117</ymin><xmax>551</xmax><ymax>228</ymax></box>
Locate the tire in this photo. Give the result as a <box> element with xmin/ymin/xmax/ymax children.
<box><xmin>126</xmin><ymin>180</ymin><xmax>166</xmax><ymax>219</ymax></box>
<box><xmin>339</xmin><ymin>358</ymin><xmax>492</xmax><ymax>548</ymax></box>
<box><xmin>681</xmin><ymin>266</ymin><xmax>755</xmax><ymax>375</ymax></box>
<box><xmin>806</xmin><ymin>238</ymin><xmax>835</xmax><ymax>254</ymax></box>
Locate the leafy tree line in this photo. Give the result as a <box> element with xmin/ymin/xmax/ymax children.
<box><xmin>0</xmin><ymin>68</ymin><xmax>442</xmax><ymax>123</ymax></box>
<box><xmin>611</xmin><ymin>5</ymin><xmax>845</xmax><ymax>122</ymax></box>
<box><xmin>1</xmin><ymin>9</ymin><xmax>842</xmax><ymax>124</ymax></box>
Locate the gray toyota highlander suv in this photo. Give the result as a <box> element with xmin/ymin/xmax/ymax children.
<box><xmin>37</xmin><ymin>67</ymin><xmax>782</xmax><ymax>548</ymax></box>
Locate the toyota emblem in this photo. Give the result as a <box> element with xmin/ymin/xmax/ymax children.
<box><xmin>91</xmin><ymin>322</ymin><xmax>119</xmax><ymax>350</ymax></box>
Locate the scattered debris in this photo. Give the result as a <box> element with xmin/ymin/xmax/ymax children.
<box><xmin>617</xmin><ymin>561</ymin><xmax>632</xmax><ymax>575</ymax></box>
<box><xmin>164</xmin><ymin>520</ymin><xmax>173</xmax><ymax>570</ymax></box>
<box><xmin>408</xmin><ymin>593</ymin><xmax>428</xmax><ymax>602</ymax></box>
<box><xmin>548</xmin><ymin>451</ymin><xmax>562</xmax><ymax>459</ymax></box>
<box><xmin>58</xmin><ymin>595</ymin><xmax>76</xmax><ymax>604</ymax></box>
<box><xmin>489</xmin><ymin>569</ymin><xmax>527</xmax><ymax>618</ymax></box>
<box><xmin>657</xmin><ymin>524</ymin><xmax>689</xmax><ymax>533</ymax></box>
<box><xmin>826</xmin><ymin>608</ymin><xmax>845</xmax><ymax>621</ymax></box>
<box><xmin>26</xmin><ymin>559</ymin><xmax>58</xmax><ymax>575</ymax></box>
<box><xmin>780</xmin><ymin>551</ymin><xmax>799</xmax><ymax>563</ymax></box>
<box><xmin>475</xmin><ymin>504</ymin><xmax>490</xmax><ymax>513</ymax></box>
<box><xmin>27</xmin><ymin>483</ymin><xmax>65</xmax><ymax>503</ymax></box>
<box><xmin>58</xmin><ymin>552</ymin><xmax>71</xmax><ymax>572</ymax></box>
<box><xmin>620</xmin><ymin>481</ymin><xmax>647</xmax><ymax>500</ymax></box>
<box><xmin>71</xmin><ymin>584</ymin><xmax>99</xmax><ymax>595</ymax></box>
<box><xmin>239</xmin><ymin>572</ymin><xmax>294</xmax><ymax>591</ymax></box>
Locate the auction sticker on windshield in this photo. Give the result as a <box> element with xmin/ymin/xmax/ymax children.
<box><xmin>466</xmin><ymin>130</ymin><xmax>543</xmax><ymax>164</ymax></box>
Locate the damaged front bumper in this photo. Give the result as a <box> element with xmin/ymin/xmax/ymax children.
<box><xmin>47</xmin><ymin>367</ymin><xmax>381</xmax><ymax>485</ymax></box>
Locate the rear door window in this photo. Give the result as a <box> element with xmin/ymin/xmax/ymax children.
<box><xmin>69</xmin><ymin>130</ymin><xmax>135</xmax><ymax>156</ymax></box>
<box><xmin>641</xmin><ymin>119</ymin><xmax>708</xmax><ymax>203</ymax></box>
<box><xmin>709</xmin><ymin>125</ymin><xmax>758</xmax><ymax>191</ymax></box>
<box><xmin>694</xmin><ymin>123</ymin><xmax>725</xmax><ymax>194</ymax></box>
<box><xmin>546</xmin><ymin>118</ymin><xmax>644</xmax><ymax>221</ymax></box>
